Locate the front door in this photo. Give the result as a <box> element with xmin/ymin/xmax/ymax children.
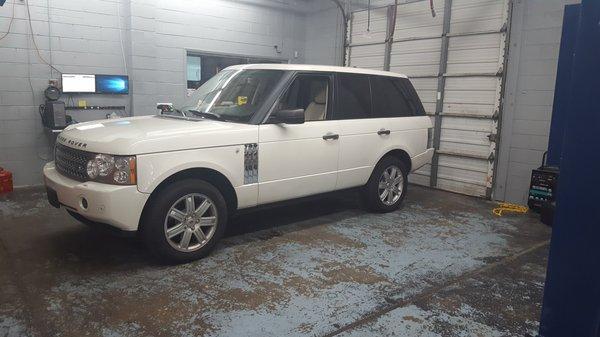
<box><xmin>258</xmin><ymin>73</ymin><xmax>340</xmax><ymax>205</ymax></box>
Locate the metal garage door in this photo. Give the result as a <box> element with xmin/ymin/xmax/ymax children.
<box><xmin>347</xmin><ymin>0</ymin><xmax>511</xmax><ymax>198</ymax></box>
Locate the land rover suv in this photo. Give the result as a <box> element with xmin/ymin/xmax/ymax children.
<box><xmin>44</xmin><ymin>64</ymin><xmax>434</xmax><ymax>262</ymax></box>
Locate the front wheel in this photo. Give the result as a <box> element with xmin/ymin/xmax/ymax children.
<box><xmin>362</xmin><ymin>156</ymin><xmax>408</xmax><ymax>212</ymax></box>
<box><xmin>141</xmin><ymin>179</ymin><xmax>228</xmax><ymax>263</ymax></box>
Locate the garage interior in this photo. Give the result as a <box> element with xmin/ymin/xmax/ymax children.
<box><xmin>1</xmin><ymin>0</ymin><xmax>598</xmax><ymax>336</ymax></box>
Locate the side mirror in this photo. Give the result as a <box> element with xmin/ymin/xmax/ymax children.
<box><xmin>270</xmin><ymin>109</ymin><xmax>305</xmax><ymax>124</ymax></box>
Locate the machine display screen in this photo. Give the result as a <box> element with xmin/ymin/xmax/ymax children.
<box><xmin>95</xmin><ymin>75</ymin><xmax>129</xmax><ymax>94</ymax></box>
<box><xmin>62</xmin><ymin>74</ymin><xmax>96</xmax><ymax>93</ymax></box>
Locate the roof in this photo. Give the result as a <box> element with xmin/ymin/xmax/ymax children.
<box><xmin>226</xmin><ymin>63</ymin><xmax>409</xmax><ymax>79</ymax></box>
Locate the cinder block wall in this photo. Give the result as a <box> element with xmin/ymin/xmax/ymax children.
<box><xmin>0</xmin><ymin>0</ymin><xmax>308</xmax><ymax>186</ymax></box>
<box><xmin>304</xmin><ymin>1</ymin><xmax>343</xmax><ymax>66</ymax></box>
<box><xmin>495</xmin><ymin>0</ymin><xmax>580</xmax><ymax>204</ymax></box>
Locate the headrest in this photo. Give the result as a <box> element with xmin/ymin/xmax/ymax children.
<box><xmin>314</xmin><ymin>87</ymin><xmax>327</xmax><ymax>104</ymax></box>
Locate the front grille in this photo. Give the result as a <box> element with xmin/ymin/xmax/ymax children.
<box><xmin>54</xmin><ymin>143</ymin><xmax>93</xmax><ymax>181</ymax></box>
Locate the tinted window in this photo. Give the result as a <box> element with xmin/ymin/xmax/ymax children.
<box><xmin>335</xmin><ymin>74</ymin><xmax>371</xmax><ymax>120</ymax></box>
<box><xmin>371</xmin><ymin>76</ymin><xmax>414</xmax><ymax>118</ymax></box>
<box><xmin>278</xmin><ymin>74</ymin><xmax>330</xmax><ymax>121</ymax></box>
<box><xmin>398</xmin><ymin>78</ymin><xmax>426</xmax><ymax>116</ymax></box>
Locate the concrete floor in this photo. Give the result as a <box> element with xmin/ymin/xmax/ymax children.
<box><xmin>0</xmin><ymin>185</ymin><xmax>550</xmax><ymax>337</ymax></box>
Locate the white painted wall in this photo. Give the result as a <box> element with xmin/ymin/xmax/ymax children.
<box><xmin>304</xmin><ymin>1</ymin><xmax>344</xmax><ymax>66</ymax></box>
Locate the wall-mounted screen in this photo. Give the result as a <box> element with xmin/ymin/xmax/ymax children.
<box><xmin>62</xmin><ymin>74</ymin><xmax>96</xmax><ymax>93</ymax></box>
<box><xmin>95</xmin><ymin>75</ymin><xmax>129</xmax><ymax>94</ymax></box>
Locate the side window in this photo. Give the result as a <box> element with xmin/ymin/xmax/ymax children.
<box><xmin>335</xmin><ymin>74</ymin><xmax>371</xmax><ymax>120</ymax></box>
<box><xmin>278</xmin><ymin>74</ymin><xmax>330</xmax><ymax>122</ymax></box>
<box><xmin>396</xmin><ymin>78</ymin><xmax>426</xmax><ymax>116</ymax></box>
<box><xmin>371</xmin><ymin>76</ymin><xmax>414</xmax><ymax>118</ymax></box>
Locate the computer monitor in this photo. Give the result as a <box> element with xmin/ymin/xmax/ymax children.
<box><xmin>95</xmin><ymin>75</ymin><xmax>129</xmax><ymax>94</ymax></box>
<box><xmin>61</xmin><ymin>74</ymin><xmax>96</xmax><ymax>93</ymax></box>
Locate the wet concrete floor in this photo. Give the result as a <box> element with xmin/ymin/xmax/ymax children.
<box><xmin>0</xmin><ymin>185</ymin><xmax>550</xmax><ymax>336</ymax></box>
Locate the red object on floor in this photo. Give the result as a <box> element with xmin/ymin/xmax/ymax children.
<box><xmin>0</xmin><ymin>167</ymin><xmax>13</xmax><ymax>194</ymax></box>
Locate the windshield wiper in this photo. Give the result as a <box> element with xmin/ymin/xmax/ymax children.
<box><xmin>186</xmin><ymin>110</ymin><xmax>225</xmax><ymax>121</ymax></box>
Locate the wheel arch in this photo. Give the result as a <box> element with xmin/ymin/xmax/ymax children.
<box><xmin>378</xmin><ymin>148</ymin><xmax>412</xmax><ymax>173</ymax></box>
<box><xmin>138</xmin><ymin>167</ymin><xmax>238</xmax><ymax>231</ymax></box>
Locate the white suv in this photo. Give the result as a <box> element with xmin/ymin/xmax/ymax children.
<box><xmin>44</xmin><ymin>64</ymin><xmax>434</xmax><ymax>262</ymax></box>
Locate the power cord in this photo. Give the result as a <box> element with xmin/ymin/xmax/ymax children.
<box><xmin>24</xmin><ymin>0</ymin><xmax>61</xmax><ymax>75</ymax></box>
<box><xmin>0</xmin><ymin>0</ymin><xmax>15</xmax><ymax>42</ymax></box>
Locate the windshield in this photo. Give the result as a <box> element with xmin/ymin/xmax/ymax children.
<box><xmin>166</xmin><ymin>69</ymin><xmax>284</xmax><ymax>123</ymax></box>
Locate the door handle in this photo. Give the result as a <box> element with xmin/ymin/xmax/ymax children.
<box><xmin>322</xmin><ymin>133</ymin><xmax>339</xmax><ymax>140</ymax></box>
<box><xmin>377</xmin><ymin>129</ymin><xmax>391</xmax><ymax>135</ymax></box>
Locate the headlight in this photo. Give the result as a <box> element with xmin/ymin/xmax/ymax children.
<box><xmin>95</xmin><ymin>154</ymin><xmax>114</xmax><ymax>177</ymax></box>
<box><xmin>86</xmin><ymin>154</ymin><xmax>136</xmax><ymax>185</ymax></box>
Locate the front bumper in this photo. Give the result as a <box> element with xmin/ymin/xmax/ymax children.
<box><xmin>410</xmin><ymin>148</ymin><xmax>435</xmax><ymax>172</ymax></box>
<box><xmin>43</xmin><ymin>162</ymin><xmax>149</xmax><ymax>232</ymax></box>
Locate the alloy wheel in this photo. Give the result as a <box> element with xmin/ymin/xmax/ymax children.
<box><xmin>163</xmin><ymin>193</ymin><xmax>218</xmax><ymax>252</ymax></box>
<box><xmin>378</xmin><ymin>165</ymin><xmax>404</xmax><ymax>206</ymax></box>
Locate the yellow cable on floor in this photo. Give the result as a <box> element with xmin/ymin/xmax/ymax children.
<box><xmin>493</xmin><ymin>202</ymin><xmax>529</xmax><ymax>216</ymax></box>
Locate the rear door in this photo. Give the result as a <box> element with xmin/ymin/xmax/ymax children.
<box><xmin>335</xmin><ymin>74</ymin><xmax>429</xmax><ymax>190</ymax></box>
<box><xmin>334</xmin><ymin>73</ymin><xmax>381</xmax><ymax>189</ymax></box>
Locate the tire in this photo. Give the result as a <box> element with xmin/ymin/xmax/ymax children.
<box><xmin>362</xmin><ymin>156</ymin><xmax>409</xmax><ymax>212</ymax></box>
<box><xmin>140</xmin><ymin>179</ymin><xmax>228</xmax><ymax>264</ymax></box>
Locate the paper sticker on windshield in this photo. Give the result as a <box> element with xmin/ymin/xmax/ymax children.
<box><xmin>237</xmin><ymin>96</ymin><xmax>248</xmax><ymax>105</ymax></box>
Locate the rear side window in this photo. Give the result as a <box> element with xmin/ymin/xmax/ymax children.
<box><xmin>370</xmin><ymin>76</ymin><xmax>414</xmax><ymax>118</ymax></box>
<box><xmin>335</xmin><ymin>74</ymin><xmax>371</xmax><ymax>120</ymax></box>
<box><xmin>397</xmin><ymin>78</ymin><xmax>426</xmax><ymax>116</ymax></box>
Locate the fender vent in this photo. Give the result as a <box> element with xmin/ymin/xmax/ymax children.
<box><xmin>244</xmin><ymin>143</ymin><xmax>258</xmax><ymax>184</ymax></box>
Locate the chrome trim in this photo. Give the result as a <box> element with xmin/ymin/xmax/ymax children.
<box><xmin>244</xmin><ymin>143</ymin><xmax>258</xmax><ymax>184</ymax></box>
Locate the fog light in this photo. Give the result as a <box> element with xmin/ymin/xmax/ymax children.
<box><xmin>80</xmin><ymin>197</ymin><xmax>88</xmax><ymax>210</ymax></box>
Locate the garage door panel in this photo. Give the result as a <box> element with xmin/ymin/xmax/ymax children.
<box><xmin>392</xmin><ymin>38</ymin><xmax>442</xmax><ymax>54</ymax></box>
<box><xmin>438</xmin><ymin>155</ymin><xmax>488</xmax><ymax>174</ymax></box>
<box><xmin>450</xmin><ymin>0</ymin><xmax>507</xmax><ymax>34</ymax></box>
<box><xmin>445</xmin><ymin>77</ymin><xmax>499</xmax><ymax>91</ymax></box>
<box><xmin>348</xmin><ymin>44</ymin><xmax>385</xmax><ymax>69</ymax></box>
<box><xmin>450</xmin><ymin>19</ymin><xmax>504</xmax><ymax>35</ymax></box>
<box><xmin>442</xmin><ymin>102</ymin><xmax>495</xmax><ymax>117</ymax></box>
<box><xmin>440</xmin><ymin>128</ymin><xmax>492</xmax><ymax>146</ymax></box>
<box><xmin>447</xmin><ymin>35</ymin><xmax>503</xmax><ymax>74</ymax></box>
<box><xmin>439</xmin><ymin>140</ymin><xmax>490</xmax><ymax>158</ymax></box>
<box><xmin>443</xmin><ymin>77</ymin><xmax>499</xmax><ymax>116</ymax></box>
<box><xmin>389</xmin><ymin>51</ymin><xmax>441</xmax><ymax>68</ymax></box>
<box><xmin>410</xmin><ymin>78</ymin><xmax>438</xmax><ymax>90</ymax></box>
<box><xmin>437</xmin><ymin>155</ymin><xmax>489</xmax><ymax>197</ymax></box>
<box><xmin>351</xmin><ymin>9</ymin><xmax>388</xmax><ymax>45</ymax></box>
<box><xmin>444</xmin><ymin>89</ymin><xmax>497</xmax><ymax>105</ymax></box>
<box><xmin>390</xmin><ymin>38</ymin><xmax>442</xmax><ymax>77</ymax></box>
<box><xmin>394</xmin><ymin>0</ymin><xmax>445</xmax><ymax>39</ymax></box>
<box><xmin>438</xmin><ymin>164</ymin><xmax>488</xmax><ymax>186</ymax></box>
<box><xmin>441</xmin><ymin>117</ymin><xmax>493</xmax><ymax>132</ymax></box>
<box><xmin>436</xmin><ymin>176</ymin><xmax>487</xmax><ymax>197</ymax></box>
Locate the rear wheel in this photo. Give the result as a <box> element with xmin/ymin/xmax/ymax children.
<box><xmin>362</xmin><ymin>156</ymin><xmax>408</xmax><ymax>212</ymax></box>
<box><xmin>141</xmin><ymin>179</ymin><xmax>228</xmax><ymax>263</ymax></box>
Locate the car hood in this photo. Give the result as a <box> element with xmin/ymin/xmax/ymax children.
<box><xmin>56</xmin><ymin>115</ymin><xmax>258</xmax><ymax>155</ymax></box>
